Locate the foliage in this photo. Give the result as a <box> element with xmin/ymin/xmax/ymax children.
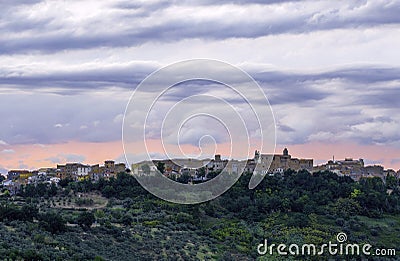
<box><xmin>0</xmin><ymin>170</ymin><xmax>398</xmax><ymax>260</ymax></box>
<box><xmin>39</xmin><ymin>211</ymin><xmax>66</xmax><ymax>234</ymax></box>
<box><xmin>76</xmin><ymin>211</ymin><xmax>95</xmax><ymax>229</ymax></box>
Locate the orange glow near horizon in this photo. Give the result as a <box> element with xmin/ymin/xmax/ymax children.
<box><xmin>0</xmin><ymin>141</ymin><xmax>124</xmax><ymax>171</ymax></box>
<box><xmin>1</xmin><ymin>140</ymin><xmax>400</xmax><ymax>172</ymax></box>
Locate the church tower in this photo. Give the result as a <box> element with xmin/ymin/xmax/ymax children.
<box><xmin>283</xmin><ymin>148</ymin><xmax>289</xmax><ymax>156</ymax></box>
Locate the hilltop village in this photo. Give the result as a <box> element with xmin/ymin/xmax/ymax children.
<box><xmin>133</xmin><ymin>148</ymin><xmax>399</xmax><ymax>182</ymax></box>
<box><xmin>2</xmin><ymin>148</ymin><xmax>399</xmax><ymax>194</ymax></box>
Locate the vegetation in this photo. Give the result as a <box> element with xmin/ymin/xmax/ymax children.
<box><xmin>0</xmin><ymin>170</ymin><xmax>398</xmax><ymax>260</ymax></box>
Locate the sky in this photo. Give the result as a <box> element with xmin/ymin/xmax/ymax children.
<box><xmin>1</xmin><ymin>0</ymin><xmax>400</xmax><ymax>173</ymax></box>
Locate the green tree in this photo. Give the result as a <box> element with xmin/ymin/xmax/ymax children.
<box><xmin>39</xmin><ymin>211</ymin><xmax>66</xmax><ymax>234</ymax></box>
<box><xmin>102</xmin><ymin>185</ymin><xmax>116</xmax><ymax>198</ymax></box>
<box><xmin>386</xmin><ymin>175</ymin><xmax>398</xmax><ymax>189</ymax></box>
<box><xmin>76</xmin><ymin>211</ymin><xmax>95</xmax><ymax>229</ymax></box>
<box><xmin>198</xmin><ymin>167</ymin><xmax>206</xmax><ymax>178</ymax></box>
<box><xmin>20</xmin><ymin>204</ymin><xmax>39</xmax><ymax>221</ymax></box>
<box><xmin>333</xmin><ymin>197</ymin><xmax>361</xmax><ymax>218</ymax></box>
<box><xmin>156</xmin><ymin>162</ymin><xmax>165</xmax><ymax>174</ymax></box>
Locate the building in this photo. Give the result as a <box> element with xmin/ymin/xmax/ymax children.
<box><xmin>364</xmin><ymin>165</ymin><xmax>384</xmax><ymax>177</ymax></box>
<box><xmin>77</xmin><ymin>164</ymin><xmax>91</xmax><ymax>180</ymax></box>
<box><xmin>89</xmin><ymin>164</ymin><xmax>101</xmax><ymax>181</ymax></box>
<box><xmin>2</xmin><ymin>180</ymin><xmax>20</xmax><ymax>195</ymax></box>
<box><xmin>7</xmin><ymin>170</ymin><xmax>32</xmax><ymax>180</ymax></box>
<box><xmin>132</xmin><ymin>148</ymin><xmax>313</xmax><ymax>179</ymax></box>
<box><xmin>102</xmin><ymin>160</ymin><xmax>126</xmax><ymax>178</ymax></box>
<box><xmin>254</xmin><ymin>148</ymin><xmax>313</xmax><ymax>175</ymax></box>
<box><xmin>224</xmin><ymin>159</ymin><xmax>246</xmax><ymax>175</ymax></box>
<box><xmin>89</xmin><ymin>161</ymin><xmax>126</xmax><ymax>180</ymax></box>
<box><xmin>314</xmin><ymin>158</ymin><xmax>386</xmax><ymax>181</ymax></box>
<box><xmin>57</xmin><ymin>163</ymin><xmax>91</xmax><ymax>180</ymax></box>
<box><xmin>38</xmin><ymin>167</ymin><xmax>57</xmax><ymax>176</ymax></box>
<box><xmin>205</xmin><ymin>155</ymin><xmax>228</xmax><ymax>175</ymax></box>
<box><xmin>152</xmin><ymin>159</ymin><xmax>181</xmax><ymax>176</ymax></box>
<box><xmin>132</xmin><ymin>161</ymin><xmax>158</xmax><ymax>175</ymax></box>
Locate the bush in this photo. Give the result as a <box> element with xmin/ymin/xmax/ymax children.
<box><xmin>39</xmin><ymin>211</ymin><xmax>66</xmax><ymax>234</ymax></box>
<box><xmin>76</xmin><ymin>211</ymin><xmax>95</xmax><ymax>229</ymax></box>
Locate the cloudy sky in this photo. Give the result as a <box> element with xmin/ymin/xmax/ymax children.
<box><xmin>1</xmin><ymin>0</ymin><xmax>400</xmax><ymax>173</ymax></box>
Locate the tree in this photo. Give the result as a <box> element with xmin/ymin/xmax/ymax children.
<box><xmin>333</xmin><ymin>197</ymin><xmax>361</xmax><ymax>218</ymax></box>
<box><xmin>48</xmin><ymin>183</ymin><xmax>58</xmax><ymax>196</ymax></box>
<box><xmin>76</xmin><ymin>211</ymin><xmax>95</xmax><ymax>229</ymax></box>
<box><xmin>121</xmin><ymin>213</ymin><xmax>133</xmax><ymax>226</ymax></box>
<box><xmin>177</xmin><ymin>173</ymin><xmax>191</xmax><ymax>184</ymax></box>
<box><xmin>39</xmin><ymin>211</ymin><xmax>66</xmax><ymax>234</ymax></box>
<box><xmin>21</xmin><ymin>204</ymin><xmax>38</xmax><ymax>221</ymax></box>
<box><xmin>58</xmin><ymin>177</ymin><xmax>73</xmax><ymax>188</ymax></box>
<box><xmin>156</xmin><ymin>162</ymin><xmax>165</xmax><ymax>174</ymax></box>
<box><xmin>386</xmin><ymin>175</ymin><xmax>398</xmax><ymax>189</ymax></box>
<box><xmin>198</xmin><ymin>167</ymin><xmax>206</xmax><ymax>178</ymax></box>
<box><xmin>102</xmin><ymin>185</ymin><xmax>116</xmax><ymax>198</ymax></box>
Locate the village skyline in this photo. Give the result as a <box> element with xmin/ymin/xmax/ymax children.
<box><xmin>2</xmin><ymin>148</ymin><xmax>399</xmax><ymax>181</ymax></box>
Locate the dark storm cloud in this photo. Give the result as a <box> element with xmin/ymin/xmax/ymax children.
<box><xmin>1</xmin><ymin>0</ymin><xmax>399</xmax><ymax>54</ymax></box>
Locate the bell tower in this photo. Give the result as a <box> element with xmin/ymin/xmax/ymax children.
<box><xmin>283</xmin><ymin>148</ymin><xmax>289</xmax><ymax>156</ymax></box>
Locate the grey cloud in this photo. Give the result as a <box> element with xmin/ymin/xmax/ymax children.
<box><xmin>0</xmin><ymin>65</ymin><xmax>398</xmax><ymax>111</ymax></box>
<box><xmin>62</xmin><ymin>154</ymin><xmax>86</xmax><ymax>163</ymax></box>
<box><xmin>391</xmin><ymin>158</ymin><xmax>400</xmax><ymax>165</ymax></box>
<box><xmin>44</xmin><ymin>156</ymin><xmax>63</xmax><ymax>164</ymax></box>
<box><xmin>18</xmin><ymin>160</ymin><xmax>29</xmax><ymax>169</ymax></box>
<box><xmin>255</xmin><ymin>67</ymin><xmax>400</xmax><ymax>86</ymax></box>
<box><xmin>356</xmin><ymin>89</ymin><xmax>400</xmax><ymax>108</ymax></box>
<box><xmin>0</xmin><ymin>165</ymin><xmax>7</xmax><ymax>175</ymax></box>
<box><xmin>0</xmin><ymin>0</ymin><xmax>42</xmax><ymax>9</ymax></box>
<box><xmin>1</xmin><ymin>0</ymin><xmax>399</xmax><ymax>54</ymax></box>
<box><xmin>317</xmin><ymin>68</ymin><xmax>400</xmax><ymax>84</ymax></box>
<box><xmin>0</xmin><ymin>65</ymin><xmax>154</xmax><ymax>92</ymax></box>
<box><xmin>365</xmin><ymin>159</ymin><xmax>384</xmax><ymax>165</ymax></box>
<box><xmin>114</xmin><ymin>0</ymin><xmax>303</xmax><ymax>10</ymax></box>
<box><xmin>1</xmin><ymin>64</ymin><xmax>399</xmax><ymax>148</ymax></box>
<box><xmin>278</xmin><ymin>124</ymin><xmax>295</xmax><ymax>133</ymax></box>
<box><xmin>1</xmin><ymin>149</ymin><xmax>15</xmax><ymax>154</ymax></box>
<box><xmin>0</xmin><ymin>93</ymin><xmax>127</xmax><ymax>145</ymax></box>
<box><xmin>43</xmin><ymin>154</ymin><xmax>85</xmax><ymax>164</ymax></box>
<box><xmin>264</xmin><ymin>66</ymin><xmax>400</xmax><ymax>146</ymax></box>
<box><xmin>254</xmin><ymin>66</ymin><xmax>400</xmax><ymax>107</ymax></box>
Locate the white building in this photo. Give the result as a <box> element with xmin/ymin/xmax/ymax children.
<box><xmin>77</xmin><ymin>165</ymin><xmax>91</xmax><ymax>177</ymax></box>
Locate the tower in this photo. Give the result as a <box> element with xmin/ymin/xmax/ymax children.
<box><xmin>283</xmin><ymin>148</ymin><xmax>289</xmax><ymax>156</ymax></box>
